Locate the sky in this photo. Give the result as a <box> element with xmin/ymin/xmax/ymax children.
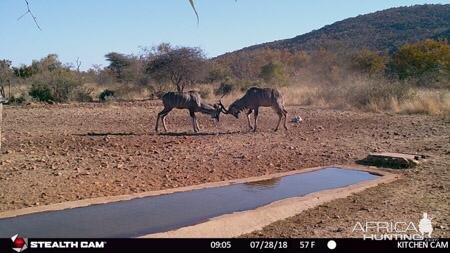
<box><xmin>0</xmin><ymin>0</ymin><xmax>449</xmax><ymax>70</ymax></box>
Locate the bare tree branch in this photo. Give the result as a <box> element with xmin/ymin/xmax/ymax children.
<box><xmin>188</xmin><ymin>0</ymin><xmax>237</xmax><ymax>25</ymax></box>
<box><xmin>188</xmin><ymin>0</ymin><xmax>199</xmax><ymax>25</ymax></box>
<box><xmin>18</xmin><ymin>0</ymin><xmax>41</xmax><ymax>30</ymax></box>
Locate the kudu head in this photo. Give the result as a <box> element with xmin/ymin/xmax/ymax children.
<box><xmin>218</xmin><ymin>96</ymin><xmax>239</xmax><ymax>119</ymax></box>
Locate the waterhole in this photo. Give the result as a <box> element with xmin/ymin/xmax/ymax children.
<box><xmin>0</xmin><ymin>167</ymin><xmax>379</xmax><ymax>237</ymax></box>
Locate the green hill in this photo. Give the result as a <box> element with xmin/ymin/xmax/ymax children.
<box><xmin>219</xmin><ymin>4</ymin><xmax>450</xmax><ymax>57</ymax></box>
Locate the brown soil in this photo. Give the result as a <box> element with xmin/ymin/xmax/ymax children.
<box><xmin>1</xmin><ymin>101</ymin><xmax>449</xmax><ymax>237</ymax></box>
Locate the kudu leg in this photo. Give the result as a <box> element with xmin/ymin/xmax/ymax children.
<box><xmin>194</xmin><ymin>116</ymin><xmax>201</xmax><ymax>132</ymax></box>
<box><xmin>253</xmin><ymin>108</ymin><xmax>259</xmax><ymax>132</ymax></box>
<box><xmin>274</xmin><ymin>114</ymin><xmax>282</xmax><ymax>132</ymax></box>
<box><xmin>155</xmin><ymin>108</ymin><xmax>171</xmax><ymax>132</ymax></box>
<box><xmin>246</xmin><ymin>109</ymin><xmax>253</xmax><ymax>130</ymax></box>
<box><xmin>189</xmin><ymin>110</ymin><xmax>199</xmax><ymax>133</ymax></box>
<box><xmin>155</xmin><ymin>116</ymin><xmax>160</xmax><ymax>132</ymax></box>
<box><xmin>282</xmin><ymin>108</ymin><xmax>288</xmax><ymax>130</ymax></box>
<box><xmin>161</xmin><ymin>115</ymin><xmax>168</xmax><ymax>132</ymax></box>
<box><xmin>273</xmin><ymin>107</ymin><xmax>284</xmax><ymax>132</ymax></box>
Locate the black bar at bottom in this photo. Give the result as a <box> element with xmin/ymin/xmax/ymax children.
<box><xmin>1</xmin><ymin>238</ymin><xmax>448</xmax><ymax>253</ymax></box>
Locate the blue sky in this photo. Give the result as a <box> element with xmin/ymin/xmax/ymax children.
<box><xmin>0</xmin><ymin>0</ymin><xmax>448</xmax><ymax>70</ymax></box>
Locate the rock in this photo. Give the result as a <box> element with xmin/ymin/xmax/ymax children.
<box><xmin>358</xmin><ymin>152</ymin><xmax>421</xmax><ymax>169</ymax></box>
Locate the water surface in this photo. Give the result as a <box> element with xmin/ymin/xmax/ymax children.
<box><xmin>0</xmin><ymin>167</ymin><xmax>378</xmax><ymax>237</ymax></box>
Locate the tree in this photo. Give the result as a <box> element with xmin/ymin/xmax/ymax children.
<box><xmin>389</xmin><ymin>39</ymin><xmax>450</xmax><ymax>86</ymax></box>
<box><xmin>350</xmin><ymin>49</ymin><xmax>386</xmax><ymax>75</ymax></box>
<box><xmin>105</xmin><ymin>52</ymin><xmax>134</xmax><ymax>82</ymax></box>
<box><xmin>31</xmin><ymin>54</ymin><xmax>62</xmax><ymax>73</ymax></box>
<box><xmin>146</xmin><ymin>45</ymin><xmax>208</xmax><ymax>92</ymax></box>
<box><xmin>260</xmin><ymin>61</ymin><xmax>286</xmax><ymax>84</ymax></box>
<box><xmin>24</xmin><ymin>54</ymin><xmax>82</xmax><ymax>102</ymax></box>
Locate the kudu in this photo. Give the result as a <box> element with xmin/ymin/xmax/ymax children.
<box><xmin>220</xmin><ymin>87</ymin><xmax>288</xmax><ymax>132</ymax></box>
<box><xmin>155</xmin><ymin>91</ymin><xmax>222</xmax><ymax>133</ymax></box>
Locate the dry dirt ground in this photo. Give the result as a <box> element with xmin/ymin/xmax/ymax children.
<box><xmin>1</xmin><ymin>101</ymin><xmax>449</xmax><ymax>237</ymax></box>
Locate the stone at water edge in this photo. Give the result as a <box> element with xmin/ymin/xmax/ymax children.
<box><xmin>359</xmin><ymin>152</ymin><xmax>422</xmax><ymax>169</ymax></box>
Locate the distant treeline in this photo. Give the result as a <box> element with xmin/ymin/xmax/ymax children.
<box><xmin>0</xmin><ymin>39</ymin><xmax>449</xmax><ymax>104</ymax></box>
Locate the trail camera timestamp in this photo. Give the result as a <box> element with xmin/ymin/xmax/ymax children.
<box><xmin>210</xmin><ymin>241</ymin><xmax>232</xmax><ymax>249</ymax></box>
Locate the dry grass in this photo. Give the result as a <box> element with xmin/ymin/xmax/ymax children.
<box><xmin>209</xmin><ymin>79</ymin><xmax>450</xmax><ymax>118</ymax></box>
<box><xmin>395</xmin><ymin>89</ymin><xmax>450</xmax><ymax>117</ymax></box>
<box><xmin>83</xmin><ymin>83</ymin><xmax>152</xmax><ymax>101</ymax></box>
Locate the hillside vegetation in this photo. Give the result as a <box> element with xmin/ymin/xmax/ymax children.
<box><xmin>225</xmin><ymin>4</ymin><xmax>450</xmax><ymax>54</ymax></box>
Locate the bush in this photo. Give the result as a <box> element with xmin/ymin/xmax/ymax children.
<box><xmin>99</xmin><ymin>89</ymin><xmax>115</xmax><ymax>101</ymax></box>
<box><xmin>215</xmin><ymin>82</ymin><xmax>235</xmax><ymax>96</ymax></box>
<box><xmin>389</xmin><ymin>39</ymin><xmax>450</xmax><ymax>86</ymax></box>
<box><xmin>260</xmin><ymin>61</ymin><xmax>287</xmax><ymax>84</ymax></box>
<box><xmin>350</xmin><ymin>49</ymin><xmax>386</xmax><ymax>75</ymax></box>
<box><xmin>8</xmin><ymin>93</ymin><xmax>31</xmax><ymax>105</ymax></box>
<box><xmin>29</xmin><ymin>70</ymin><xmax>81</xmax><ymax>102</ymax></box>
<box><xmin>207</xmin><ymin>66</ymin><xmax>230</xmax><ymax>82</ymax></box>
<box><xmin>29</xmin><ymin>83</ymin><xmax>54</xmax><ymax>102</ymax></box>
<box><xmin>214</xmin><ymin>79</ymin><xmax>259</xmax><ymax>96</ymax></box>
<box><xmin>70</xmin><ymin>87</ymin><xmax>94</xmax><ymax>102</ymax></box>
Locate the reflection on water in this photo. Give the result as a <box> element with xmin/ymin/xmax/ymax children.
<box><xmin>244</xmin><ymin>178</ymin><xmax>281</xmax><ymax>189</ymax></box>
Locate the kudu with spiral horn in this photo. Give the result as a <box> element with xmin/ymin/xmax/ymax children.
<box><xmin>156</xmin><ymin>91</ymin><xmax>222</xmax><ymax>133</ymax></box>
<box><xmin>219</xmin><ymin>87</ymin><xmax>288</xmax><ymax>132</ymax></box>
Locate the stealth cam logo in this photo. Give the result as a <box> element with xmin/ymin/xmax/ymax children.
<box><xmin>11</xmin><ymin>234</ymin><xmax>28</xmax><ymax>252</ymax></box>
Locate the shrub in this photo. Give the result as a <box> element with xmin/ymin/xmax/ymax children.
<box><xmin>29</xmin><ymin>83</ymin><xmax>54</xmax><ymax>102</ymax></box>
<box><xmin>350</xmin><ymin>49</ymin><xmax>386</xmax><ymax>75</ymax></box>
<box><xmin>215</xmin><ymin>82</ymin><xmax>235</xmax><ymax>96</ymax></box>
<box><xmin>99</xmin><ymin>89</ymin><xmax>115</xmax><ymax>101</ymax></box>
<box><xmin>259</xmin><ymin>61</ymin><xmax>287</xmax><ymax>84</ymax></box>
<box><xmin>8</xmin><ymin>93</ymin><xmax>31</xmax><ymax>105</ymax></box>
<box><xmin>28</xmin><ymin>69</ymin><xmax>81</xmax><ymax>102</ymax></box>
<box><xmin>207</xmin><ymin>66</ymin><xmax>230</xmax><ymax>82</ymax></box>
<box><xmin>214</xmin><ymin>79</ymin><xmax>260</xmax><ymax>96</ymax></box>
<box><xmin>70</xmin><ymin>87</ymin><xmax>94</xmax><ymax>102</ymax></box>
<box><xmin>389</xmin><ymin>39</ymin><xmax>450</xmax><ymax>86</ymax></box>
